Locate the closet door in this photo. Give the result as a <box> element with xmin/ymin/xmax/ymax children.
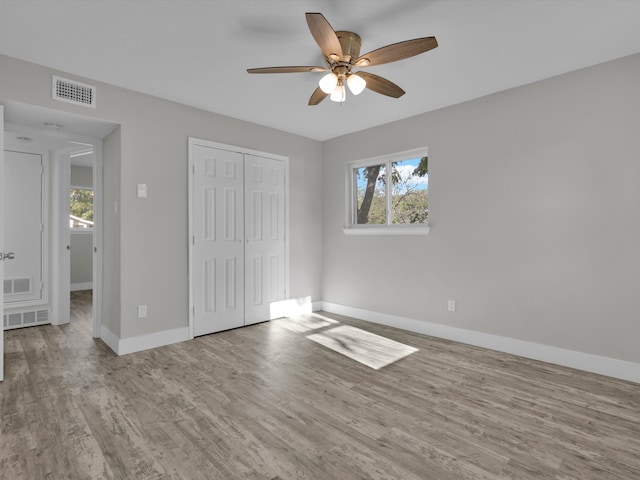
<box><xmin>244</xmin><ymin>155</ymin><xmax>286</xmax><ymax>325</ymax></box>
<box><xmin>192</xmin><ymin>145</ymin><xmax>244</xmax><ymax>336</ymax></box>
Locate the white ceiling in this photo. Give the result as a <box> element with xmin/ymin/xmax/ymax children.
<box><xmin>1</xmin><ymin>0</ymin><xmax>640</xmax><ymax>141</ymax></box>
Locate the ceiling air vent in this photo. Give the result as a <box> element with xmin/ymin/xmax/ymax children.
<box><xmin>52</xmin><ymin>75</ymin><xmax>96</xmax><ymax>108</ymax></box>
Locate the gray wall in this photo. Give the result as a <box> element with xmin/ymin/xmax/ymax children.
<box><xmin>0</xmin><ymin>53</ymin><xmax>324</xmax><ymax>340</ymax></box>
<box><xmin>322</xmin><ymin>53</ymin><xmax>640</xmax><ymax>364</ymax></box>
<box><xmin>70</xmin><ymin>165</ymin><xmax>93</xmax><ymax>188</ymax></box>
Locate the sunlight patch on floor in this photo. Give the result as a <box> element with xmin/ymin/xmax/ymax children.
<box><xmin>275</xmin><ymin>313</ymin><xmax>339</xmax><ymax>333</ymax></box>
<box><xmin>306</xmin><ymin>325</ymin><xmax>418</xmax><ymax>370</ymax></box>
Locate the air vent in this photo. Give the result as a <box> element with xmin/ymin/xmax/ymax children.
<box><xmin>3</xmin><ymin>308</ymin><xmax>50</xmax><ymax>330</ymax></box>
<box><xmin>4</xmin><ymin>277</ymin><xmax>32</xmax><ymax>295</ymax></box>
<box><xmin>52</xmin><ymin>75</ymin><xmax>96</xmax><ymax>108</ymax></box>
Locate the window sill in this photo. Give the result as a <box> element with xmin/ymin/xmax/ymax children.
<box><xmin>343</xmin><ymin>224</ymin><xmax>430</xmax><ymax>236</ymax></box>
<box><xmin>70</xmin><ymin>229</ymin><xmax>94</xmax><ymax>235</ymax></box>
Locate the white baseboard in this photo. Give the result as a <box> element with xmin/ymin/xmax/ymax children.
<box><xmin>320</xmin><ymin>302</ymin><xmax>640</xmax><ymax>384</ymax></box>
<box><xmin>100</xmin><ymin>325</ymin><xmax>189</xmax><ymax>356</ymax></box>
<box><xmin>100</xmin><ymin>325</ymin><xmax>120</xmax><ymax>354</ymax></box>
<box><xmin>71</xmin><ymin>282</ymin><xmax>93</xmax><ymax>291</ymax></box>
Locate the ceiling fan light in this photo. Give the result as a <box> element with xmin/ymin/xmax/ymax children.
<box><xmin>319</xmin><ymin>72</ymin><xmax>338</xmax><ymax>94</ymax></box>
<box><xmin>347</xmin><ymin>73</ymin><xmax>367</xmax><ymax>95</ymax></box>
<box><xmin>330</xmin><ymin>84</ymin><xmax>346</xmax><ymax>102</ymax></box>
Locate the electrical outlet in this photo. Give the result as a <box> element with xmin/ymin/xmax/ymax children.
<box><xmin>137</xmin><ymin>304</ymin><xmax>147</xmax><ymax>318</ymax></box>
<box><xmin>448</xmin><ymin>299</ymin><xmax>456</xmax><ymax>312</ymax></box>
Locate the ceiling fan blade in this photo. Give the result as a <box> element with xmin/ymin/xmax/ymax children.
<box><xmin>358</xmin><ymin>72</ymin><xmax>405</xmax><ymax>98</ymax></box>
<box><xmin>247</xmin><ymin>66</ymin><xmax>327</xmax><ymax>74</ymax></box>
<box><xmin>305</xmin><ymin>12</ymin><xmax>343</xmax><ymax>60</ymax></box>
<box><xmin>308</xmin><ymin>86</ymin><xmax>329</xmax><ymax>105</ymax></box>
<box><xmin>356</xmin><ymin>37</ymin><xmax>438</xmax><ymax>67</ymax></box>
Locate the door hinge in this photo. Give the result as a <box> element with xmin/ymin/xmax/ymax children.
<box><xmin>192</xmin><ymin>236</ymin><xmax>195</xmax><ymax>246</ymax></box>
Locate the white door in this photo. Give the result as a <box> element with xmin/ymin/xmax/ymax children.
<box><xmin>3</xmin><ymin>150</ymin><xmax>45</xmax><ymax>305</ymax></box>
<box><xmin>244</xmin><ymin>154</ymin><xmax>285</xmax><ymax>325</ymax></box>
<box><xmin>51</xmin><ymin>151</ymin><xmax>71</xmax><ymax>325</ymax></box>
<box><xmin>1</xmin><ymin>106</ymin><xmax>4</xmax><ymax>381</ymax></box>
<box><xmin>190</xmin><ymin>142</ymin><xmax>287</xmax><ymax>337</ymax></box>
<box><xmin>192</xmin><ymin>145</ymin><xmax>245</xmax><ymax>335</ymax></box>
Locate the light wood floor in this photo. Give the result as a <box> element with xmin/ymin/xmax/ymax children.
<box><xmin>1</xmin><ymin>293</ymin><xmax>640</xmax><ymax>479</ymax></box>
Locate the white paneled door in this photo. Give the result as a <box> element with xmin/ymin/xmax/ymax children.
<box><xmin>192</xmin><ymin>145</ymin><xmax>245</xmax><ymax>336</ymax></box>
<box><xmin>191</xmin><ymin>142</ymin><xmax>286</xmax><ymax>337</ymax></box>
<box><xmin>244</xmin><ymin>154</ymin><xmax>285</xmax><ymax>325</ymax></box>
<box><xmin>3</xmin><ymin>150</ymin><xmax>46</xmax><ymax>305</ymax></box>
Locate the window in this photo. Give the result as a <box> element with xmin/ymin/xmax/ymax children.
<box><xmin>346</xmin><ymin>148</ymin><xmax>429</xmax><ymax>235</ymax></box>
<box><xmin>69</xmin><ymin>187</ymin><xmax>94</xmax><ymax>230</ymax></box>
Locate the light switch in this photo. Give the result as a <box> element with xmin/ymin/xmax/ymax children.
<box><xmin>137</xmin><ymin>183</ymin><xmax>147</xmax><ymax>198</ymax></box>
<box><xmin>448</xmin><ymin>299</ymin><xmax>456</xmax><ymax>312</ymax></box>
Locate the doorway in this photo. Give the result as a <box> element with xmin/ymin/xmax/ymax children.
<box><xmin>1</xmin><ymin>100</ymin><xmax>118</xmax><ymax>341</ymax></box>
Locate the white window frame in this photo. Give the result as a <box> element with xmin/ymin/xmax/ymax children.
<box><xmin>69</xmin><ymin>185</ymin><xmax>94</xmax><ymax>232</ymax></box>
<box><xmin>344</xmin><ymin>147</ymin><xmax>430</xmax><ymax>236</ymax></box>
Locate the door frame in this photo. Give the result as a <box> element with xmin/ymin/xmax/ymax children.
<box><xmin>187</xmin><ymin>137</ymin><xmax>290</xmax><ymax>340</ymax></box>
<box><xmin>1</xmin><ymin>106</ymin><xmax>5</xmax><ymax>381</ymax></box>
<box><xmin>51</xmin><ymin>149</ymin><xmax>71</xmax><ymax>325</ymax></box>
<box><xmin>4</xmin><ymin>122</ymin><xmax>104</xmax><ymax>337</ymax></box>
<box><xmin>53</xmin><ymin>137</ymin><xmax>103</xmax><ymax>338</ymax></box>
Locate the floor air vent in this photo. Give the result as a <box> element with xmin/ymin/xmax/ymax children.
<box><xmin>52</xmin><ymin>75</ymin><xmax>96</xmax><ymax>108</ymax></box>
<box><xmin>4</xmin><ymin>277</ymin><xmax>32</xmax><ymax>295</ymax></box>
<box><xmin>3</xmin><ymin>308</ymin><xmax>50</xmax><ymax>330</ymax></box>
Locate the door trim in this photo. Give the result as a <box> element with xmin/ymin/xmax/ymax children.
<box><xmin>1</xmin><ymin>106</ymin><xmax>4</xmax><ymax>381</ymax></box>
<box><xmin>187</xmin><ymin>137</ymin><xmax>289</xmax><ymax>339</ymax></box>
<box><xmin>92</xmin><ymin>140</ymin><xmax>103</xmax><ymax>338</ymax></box>
<box><xmin>52</xmin><ymin>137</ymin><xmax>103</xmax><ymax>338</ymax></box>
<box><xmin>51</xmin><ymin>150</ymin><xmax>70</xmax><ymax>325</ymax></box>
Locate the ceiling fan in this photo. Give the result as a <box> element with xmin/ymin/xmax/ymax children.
<box><xmin>247</xmin><ymin>12</ymin><xmax>438</xmax><ymax>105</ymax></box>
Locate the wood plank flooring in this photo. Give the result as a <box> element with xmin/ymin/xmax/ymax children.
<box><xmin>1</xmin><ymin>294</ymin><xmax>640</xmax><ymax>479</ymax></box>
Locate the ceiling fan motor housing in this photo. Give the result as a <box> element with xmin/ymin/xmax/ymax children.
<box><xmin>335</xmin><ymin>31</ymin><xmax>362</xmax><ymax>63</ymax></box>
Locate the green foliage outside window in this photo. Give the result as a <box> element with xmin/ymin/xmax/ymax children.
<box><xmin>70</xmin><ymin>188</ymin><xmax>94</xmax><ymax>228</ymax></box>
<box><xmin>355</xmin><ymin>156</ymin><xmax>428</xmax><ymax>225</ymax></box>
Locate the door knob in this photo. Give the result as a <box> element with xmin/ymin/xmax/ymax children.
<box><xmin>1</xmin><ymin>252</ymin><xmax>15</xmax><ymax>261</ymax></box>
